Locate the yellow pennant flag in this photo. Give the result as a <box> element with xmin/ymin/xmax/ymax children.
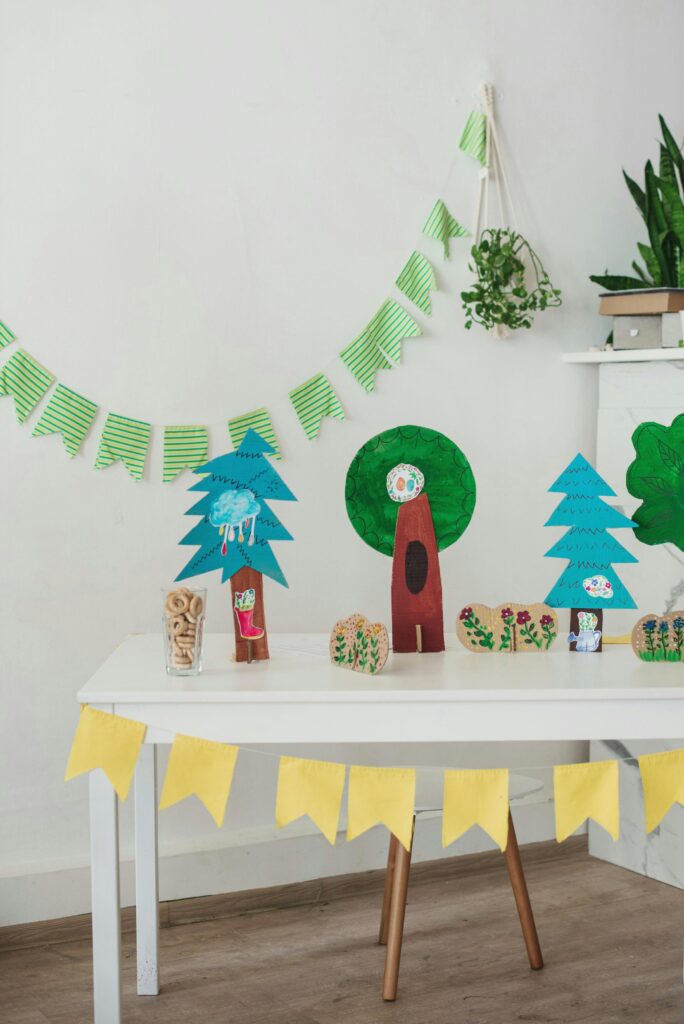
<box><xmin>159</xmin><ymin>734</ymin><xmax>238</xmax><ymax>827</ymax></box>
<box><xmin>638</xmin><ymin>749</ymin><xmax>684</xmax><ymax>833</ymax></box>
<box><xmin>442</xmin><ymin>768</ymin><xmax>510</xmax><ymax>851</ymax></box>
<box><xmin>347</xmin><ymin>766</ymin><xmax>415</xmax><ymax>851</ymax></box>
<box><xmin>275</xmin><ymin>756</ymin><xmax>346</xmax><ymax>845</ymax></box>
<box><xmin>65</xmin><ymin>706</ymin><xmax>146</xmax><ymax>800</ymax></box>
<box><xmin>554</xmin><ymin>760</ymin><xmax>619</xmax><ymax>843</ymax></box>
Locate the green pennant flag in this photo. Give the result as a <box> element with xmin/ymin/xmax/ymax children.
<box><xmin>395</xmin><ymin>251</ymin><xmax>437</xmax><ymax>316</ymax></box>
<box><xmin>0</xmin><ymin>320</ymin><xmax>16</xmax><ymax>349</ymax></box>
<box><xmin>459</xmin><ymin>109</ymin><xmax>487</xmax><ymax>166</ymax></box>
<box><xmin>422</xmin><ymin>200</ymin><xmax>469</xmax><ymax>260</ymax></box>
<box><xmin>340</xmin><ymin>299</ymin><xmax>421</xmax><ymax>393</ymax></box>
<box><xmin>0</xmin><ymin>348</ymin><xmax>54</xmax><ymax>422</ymax></box>
<box><xmin>228</xmin><ymin>407</ymin><xmax>281</xmax><ymax>459</ymax></box>
<box><xmin>32</xmin><ymin>383</ymin><xmax>98</xmax><ymax>456</ymax></box>
<box><xmin>94</xmin><ymin>413</ymin><xmax>152</xmax><ymax>480</ymax></box>
<box><xmin>163</xmin><ymin>425</ymin><xmax>209</xmax><ymax>482</ymax></box>
<box><xmin>289</xmin><ymin>373</ymin><xmax>345</xmax><ymax>440</ymax></box>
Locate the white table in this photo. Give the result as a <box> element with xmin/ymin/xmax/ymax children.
<box><xmin>78</xmin><ymin>633</ymin><xmax>684</xmax><ymax>1023</ymax></box>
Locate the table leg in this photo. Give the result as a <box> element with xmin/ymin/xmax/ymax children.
<box><xmin>89</xmin><ymin>769</ymin><xmax>122</xmax><ymax>1024</ymax></box>
<box><xmin>135</xmin><ymin>744</ymin><xmax>160</xmax><ymax>996</ymax></box>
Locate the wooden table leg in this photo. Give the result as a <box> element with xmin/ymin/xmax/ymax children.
<box><xmin>378</xmin><ymin>833</ymin><xmax>399</xmax><ymax>945</ymax></box>
<box><xmin>382</xmin><ymin>820</ymin><xmax>415</xmax><ymax>1001</ymax></box>
<box><xmin>89</xmin><ymin>769</ymin><xmax>122</xmax><ymax>1024</ymax></box>
<box><xmin>504</xmin><ymin>811</ymin><xmax>543</xmax><ymax>970</ymax></box>
<box><xmin>135</xmin><ymin>744</ymin><xmax>160</xmax><ymax>995</ymax></box>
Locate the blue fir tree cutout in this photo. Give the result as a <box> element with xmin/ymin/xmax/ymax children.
<box><xmin>543</xmin><ymin>453</ymin><xmax>637</xmax><ymax>653</ymax></box>
<box><xmin>176</xmin><ymin>429</ymin><xmax>296</xmax><ymax>662</ymax></box>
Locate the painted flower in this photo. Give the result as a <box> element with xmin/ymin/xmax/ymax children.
<box><xmin>501</xmin><ymin>607</ymin><xmax>514</xmax><ymax>619</ymax></box>
<box><xmin>659</xmin><ymin>620</ymin><xmax>669</xmax><ymax>633</ymax></box>
<box><xmin>540</xmin><ymin>614</ymin><xmax>553</xmax><ymax>627</ymax></box>
<box><xmin>460</xmin><ymin>607</ymin><xmax>473</xmax><ymax>621</ymax></box>
<box><xmin>643</xmin><ymin>619</ymin><xmax>657</xmax><ymax>631</ymax></box>
<box><xmin>517</xmin><ymin>610</ymin><xmax>531</xmax><ymax>625</ymax></box>
<box><xmin>674</xmin><ymin>617</ymin><xmax>684</xmax><ymax>630</ymax></box>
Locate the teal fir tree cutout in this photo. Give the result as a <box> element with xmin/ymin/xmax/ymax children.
<box><xmin>544</xmin><ymin>453</ymin><xmax>637</xmax><ymax>652</ymax></box>
<box><xmin>176</xmin><ymin>429</ymin><xmax>296</xmax><ymax>661</ymax></box>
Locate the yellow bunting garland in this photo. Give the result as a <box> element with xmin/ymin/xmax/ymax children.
<box><xmin>159</xmin><ymin>734</ymin><xmax>239</xmax><ymax>827</ymax></box>
<box><xmin>65</xmin><ymin>706</ymin><xmax>146</xmax><ymax>800</ymax></box>
<box><xmin>347</xmin><ymin>765</ymin><xmax>415</xmax><ymax>851</ymax></box>
<box><xmin>275</xmin><ymin>756</ymin><xmax>346</xmax><ymax>844</ymax></box>
<box><xmin>442</xmin><ymin>768</ymin><xmax>510</xmax><ymax>851</ymax></box>
<box><xmin>638</xmin><ymin>749</ymin><xmax>684</xmax><ymax>833</ymax></box>
<box><xmin>0</xmin><ymin>348</ymin><xmax>54</xmax><ymax>423</ymax></box>
<box><xmin>554</xmin><ymin>760</ymin><xmax>619</xmax><ymax>843</ymax></box>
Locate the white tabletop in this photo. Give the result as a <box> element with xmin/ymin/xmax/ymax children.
<box><xmin>78</xmin><ymin>633</ymin><xmax>684</xmax><ymax>744</ymax></box>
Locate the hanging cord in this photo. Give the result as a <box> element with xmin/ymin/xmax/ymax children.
<box><xmin>474</xmin><ymin>82</ymin><xmax>520</xmax><ymax>238</ymax></box>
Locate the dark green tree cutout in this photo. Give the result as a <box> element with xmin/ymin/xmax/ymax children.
<box><xmin>345</xmin><ymin>424</ymin><xmax>476</xmax><ymax>556</ymax></box>
<box><xmin>627</xmin><ymin>413</ymin><xmax>684</xmax><ymax>550</ymax></box>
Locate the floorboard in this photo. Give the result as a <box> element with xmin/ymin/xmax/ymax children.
<box><xmin>2</xmin><ymin>839</ymin><xmax>683</xmax><ymax>1023</ymax></box>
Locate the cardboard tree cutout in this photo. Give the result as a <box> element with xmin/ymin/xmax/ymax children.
<box><xmin>346</xmin><ymin>425</ymin><xmax>476</xmax><ymax>652</ymax></box>
<box><xmin>176</xmin><ymin>429</ymin><xmax>296</xmax><ymax>662</ymax></box>
<box><xmin>626</xmin><ymin>413</ymin><xmax>684</xmax><ymax>551</ymax></box>
<box><xmin>543</xmin><ymin>453</ymin><xmax>637</xmax><ymax>653</ymax></box>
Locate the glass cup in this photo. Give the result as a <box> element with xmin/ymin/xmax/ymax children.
<box><xmin>162</xmin><ymin>587</ymin><xmax>206</xmax><ymax>676</ymax></box>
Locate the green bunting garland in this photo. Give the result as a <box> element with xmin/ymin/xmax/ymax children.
<box><xmin>459</xmin><ymin>109</ymin><xmax>487</xmax><ymax>166</ymax></box>
<box><xmin>94</xmin><ymin>413</ymin><xmax>152</xmax><ymax>480</ymax></box>
<box><xmin>0</xmin><ymin>348</ymin><xmax>54</xmax><ymax>422</ymax></box>
<box><xmin>289</xmin><ymin>373</ymin><xmax>345</xmax><ymax>440</ymax></box>
<box><xmin>0</xmin><ymin>320</ymin><xmax>16</xmax><ymax>349</ymax></box>
<box><xmin>32</xmin><ymin>383</ymin><xmax>98</xmax><ymax>456</ymax></box>
<box><xmin>395</xmin><ymin>251</ymin><xmax>437</xmax><ymax>316</ymax></box>
<box><xmin>340</xmin><ymin>299</ymin><xmax>421</xmax><ymax>393</ymax></box>
<box><xmin>228</xmin><ymin>408</ymin><xmax>281</xmax><ymax>460</ymax></box>
<box><xmin>163</xmin><ymin>425</ymin><xmax>209</xmax><ymax>482</ymax></box>
<box><xmin>422</xmin><ymin>200</ymin><xmax>469</xmax><ymax>259</ymax></box>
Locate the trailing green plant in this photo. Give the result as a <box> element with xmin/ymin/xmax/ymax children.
<box><xmin>461</xmin><ymin>228</ymin><xmax>561</xmax><ymax>331</ymax></box>
<box><xmin>590</xmin><ymin>115</ymin><xmax>684</xmax><ymax>292</ymax></box>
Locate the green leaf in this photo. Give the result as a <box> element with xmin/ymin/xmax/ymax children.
<box><xmin>659</xmin><ymin>114</ymin><xmax>684</xmax><ymax>194</ymax></box>
<box><xmin>623</xmin><ymin>170</ymin><xmax>646</xmax><ymax>216</ymax></box>
<box><xmin>658</xmin><ymin>175</ymin><xmax>684</xmax><ymax>250</ymax></box>
<box><xmin>645</xmin><ymin>160</ymin><xmax>673</xmax><ymax>285</ymax></box>
<box><xmin>636</xmin><ymin>243</ymin><xmax>661</xmax><ymax>285</ymax></box>
<box><xmin>588</xmin><ymin>274</ymin><xmax>650</xmax><ymax>291</ymax></box>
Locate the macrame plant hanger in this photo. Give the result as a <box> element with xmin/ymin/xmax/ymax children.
<box><xmin>472</xmin><ymin>82</ymin><xmax>521</xmax><ymax>338</ymax></box>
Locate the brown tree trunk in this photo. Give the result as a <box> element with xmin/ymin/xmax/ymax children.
<box><xmin>230</xmin><ymin>567</ymin><xmax>270</xmax><ymax>662</ymax></box>
<box><xmin>391</xmin><ymin>493</ymin><xmax>444</xmax><ymax>653</ymax></box>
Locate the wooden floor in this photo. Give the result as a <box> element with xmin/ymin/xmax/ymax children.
<box><xmin>2</xmin><ymin>837</ymin><xmax>684</xmax><ymax>1023</ymax></box>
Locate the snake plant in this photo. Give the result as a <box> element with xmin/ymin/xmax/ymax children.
<box><xmin>591</xmin><ymin>115</ymin><xmax>684</xmax><ymax>291</ymax></box>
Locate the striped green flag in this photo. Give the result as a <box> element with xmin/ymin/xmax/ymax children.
<box><xmin>0</xmin><ymin>348</ymin><xmax>54</xmax><ymax>422</ymax></box>
<box><xmin>0</xmin><ymin>320</ymin><xmax>16</xmax><ymax>349</ymax></box>
<box><xmin>94</xmin><ymin>413</ymin><xmax>152</xmax><ymax>480</ymax></box>
<box><xmin>422</xmin><ymin>200</ymin><xmax>469</xmax><ymax>260</ymax></box>
<box><xmin>459</xmin><ymin>110</ymin><xmax>487</xmax><ymax>166</ymax></box>
<box><xmin>163</xmin><ymin>425</ymin><xmax>209</xmax><ymax>482</ymax></box>
<box><xmin>395</xmin><ymin>251</ymin><xmax>437</xmax><ymax>316</ymax></box>
<box><xmin>228</xmin><ymin>407</ymin><xmax>281</xmax><ymax>459</ymax></box>
<box><xmin>32</xmin><ymin>383</ymin><xmax>98</xmax><ymax>456</ymax></box>
<box><xmin>340</xmin><ymin>299</ymin><xmax>421</xmax><ymax>393</ymax></box>
<box><xmin>289</xmin><ymin>373</ymin><xmax>345</xmax><ymax>440</ymax></box>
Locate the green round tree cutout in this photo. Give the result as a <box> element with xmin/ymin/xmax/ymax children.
<box><xmin>345</xmin><ymin>424</ymin><xmax>476</xmax><ymax>556</ymax></box>
<box><xmin>627</xmin><ymin>413</ymin><xmax>684</xmax><ymax>550</ymax></box>
<box><xmin>345</xmin><ymin>424</ymin><xmax>476</xmax><ymax>654</ymax></box>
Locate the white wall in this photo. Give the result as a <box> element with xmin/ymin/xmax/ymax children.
<box><xmin>1</xmin><ymin>0</ymin><xmax>682</xmax><ymax>926</ymax></box>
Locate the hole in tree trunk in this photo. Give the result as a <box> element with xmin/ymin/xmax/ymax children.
<box><xmin>405</xmin><ymin>541</ymin><xmax>428</xmax><ymax>594</ymax></box>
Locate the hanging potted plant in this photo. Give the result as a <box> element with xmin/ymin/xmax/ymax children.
<box><xmin>458</xmin><ymin>84</ymin><xmax>561</xmax><ymax>337</ymax></box>
<box><xmin>461</xmin><ymin>228</ymin><xmax>561</xmax><ymax>335</ymax></box>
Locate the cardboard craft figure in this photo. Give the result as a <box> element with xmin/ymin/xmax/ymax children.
<box><xmin>176</xmin><ymin>430</ymin><xmax>296</xmax><ymax>663</ymax></box>
<box><xmin>346</xmin><ymin>425</ymin><xmax>476</xmax><ymax>653</ymax></box>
